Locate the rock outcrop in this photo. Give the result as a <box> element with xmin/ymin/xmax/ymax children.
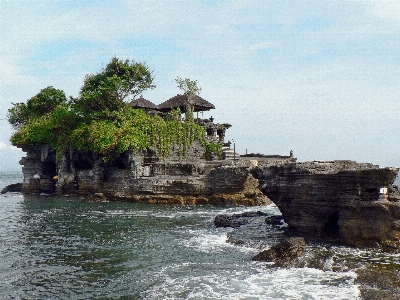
<box><xmin>1</xmin><ymin>183</ymin><xmax>23</xmax><ymax>194</ymax></box>
<box><xmin>16</xmin><ymin>143</ymin><xmax>400</xmax><ymax>251</ymax></box>
<box><xmin>214</xmin><ymin>211</ymin><xmax>287</xmax><ymax>249</ymax></box>
<box><xmin>214</xmin><ymin>211</ymin><xmax>304</xmax><ymax>266</ymax></box>
<box><xmin>251</xmin><ymin>160</ymin><xmax>400</xmax><ymax>250</ymax></box>
<box><xmin>252</xmin><ymin>237</ymin><xmax>306</xmax><ymax>267</ymax></box>
<box><xmin>214</xmin><ymin>211</ymin><xmax>271</xmax><ymax>228</ymax></box>
<box><xmin>17</xmin><ymin>144</ymin><xmax>271</xmax><ymax>206</ymax></box>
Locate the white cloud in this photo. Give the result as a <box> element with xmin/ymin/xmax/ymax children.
<box><xmin>0</xmin><ymin>0</ymin><xmax>399</xmax><ymax>169</ymax></box>
<box><xmin>367</xmin><ymin>1</ymin><xmax>400</xmax><ymax>22</ymax></box>
<box><xmin>249</xmin><ymin>42</ymin><xmax>279</xmax><ymax>51</ymax></box>
<box><xmin>0</xmin><ymin>141</ymin><xmax>20</xmax><ymax>151</ymax></box>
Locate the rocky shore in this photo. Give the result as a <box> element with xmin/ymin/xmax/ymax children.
<box><xmin>214</xmin><ymin>210</ymin><xmax>306</xmax><ymax>267</ymax></box>
<box><xmin>5</xmin><ymin>141</ymin><xmax>400</xmax><ymax>297</ymax></box>
<box><xmin>214</xmin><ymin>210</ymin><xmax>400</xmax><ymax>299</ymax></box>
<box><xmin>7</xmin><ymin>143</ymin><xmax>400</xmax><ymax>252</ymax></box>
<box><xmin>251</xmin><ymin>160</ymin><xmax>400</xmax><ymax>250</ymax></box>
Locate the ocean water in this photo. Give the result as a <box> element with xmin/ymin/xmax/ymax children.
<box><xmin>0</xmin><ymin>172</ymin><xmax>398</xmax><ymax>299</ymax></box>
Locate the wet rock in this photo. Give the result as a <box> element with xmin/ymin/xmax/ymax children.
<box><xmin>252</xmin><ymin>237</ymin><xmax>306</xmax><ymax>267</ymax></box>
<box><xmin>265</xmin><ymin>215</ymin><xmax>284</xmax><ymax>226</ymax></box>
<box><xmin>1</xmin><ymin>183</ymin><xmax>23</xmax><ymax>194</ymax></box>
<box><xmin>214</xmin><ymin>214</ymin><xmax>248</xmax><ymax>228</ymax></box>
<box><xmin>214</xmin><ymin>211</ymin><xmax>269</xmax><ymax>228</ymax></box>
<box><xmin>356</xmin><ymin>265</ymin><xmax>400</xmax><ymax>300</ymax></box>
<box><xmin>221</xmin><ymin>212</ymin><xmax>287</xmax><ymax>249</ymax></box>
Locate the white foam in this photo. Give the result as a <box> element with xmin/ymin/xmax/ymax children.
<box><xmin>142</xmin><ymin>264</ymin><xmax>359</xmax><ymax>299</ymax></box>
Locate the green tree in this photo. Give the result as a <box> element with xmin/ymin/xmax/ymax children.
<box><xmin>74</xmin><ymin>57</ymin><xmax>155</xmax><ymax>117</ymax></box>
<box><xmin>7</xmin><ymin>102</ymin><xmax>29</xmax><ymax>129</ymax></box>
<box><xmin>7</xmin><ymin>86</ymin><xmax>67</xmax><ymax>129</ymax></box>
<box><xmin>8</xmin><ymin>58</ymin><xmax>222</xmax><ymax>161</ymax></box>
<box><xmin>175</xmin><ymin>77</ymin><xmax>201</xmax><ymax>118</ymax></box>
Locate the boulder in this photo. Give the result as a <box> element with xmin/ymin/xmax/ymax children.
<box><xmin>214</xmin><ymin>214</ymin><xmax>249</xmax><ymax>228</ymax></box>
<box><xmin>252</xmin><ymin>237</ymin><xmax>306</xmax><ymax>267</ymax></box>
<box><xmin>214</xmin><ymin>211</ymin><xmax>269</xmax><ymax>228</ymax></box>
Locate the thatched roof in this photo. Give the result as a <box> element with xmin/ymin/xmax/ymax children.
<box><xmin>157</xmin><ymin>94</ymin><xmax>215</xmax><ymax>113</ymax></box>
<box><xmin>130</xmin><ymin>96</ymin><xmax>158</xmax><ymax>110</ymax></box>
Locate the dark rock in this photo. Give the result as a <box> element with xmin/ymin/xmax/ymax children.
<box><xmin>223</xmin><ymin>212</ymin><xmax>287</xmax><ymax>249</ymax></box>
<box><xmin>214</xmin><ymin>214</ymin><xmax>249</xmax><ymax>228</ymax></box>
<box><xmin>355</xmin><ymin>265</ymin><xmax>400</xmax><ymax>300</ymax></box>
<box><xmin>252</xmin><ymin>160</ymin><xmax>400</xmax><ymax>250</ymax></box>
<box><xmin>265</xmin><ymin>215</ymin><xmax>284</xmax><ymax>226</ymax></box>
<box><xmin>241</xmin><ymin>211</ymin><xmax>269</xmax><ymax>217</ymax></box>
<box><xmin>214</xmin><ymin>211</ymin><xmax>270</xmax><ymax>228</ymax></box>
<box><xmin>252</xmin><ymin>237</ymin><xmax>306</xmax><ymax>267</ymax></box>
<box><xmin>1</xmin><ymin>183</ymin><xmax>23</xmax><ymax>194</ymax></box>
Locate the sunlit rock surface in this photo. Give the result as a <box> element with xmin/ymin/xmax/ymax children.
<box><xmin>18</xmin><ymin>144</ymin><xmax>270</xmax><ymax>206</ymax></box>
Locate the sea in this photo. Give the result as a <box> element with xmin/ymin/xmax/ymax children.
<box><xmin>0</xmin><ymin>171</ymin><xmax>399</xmax><ymax>300</ymax></box>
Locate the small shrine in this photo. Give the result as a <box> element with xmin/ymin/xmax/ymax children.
<box><xmin>131</xmin><ymin>94</ymin><xmax>233</xmax><ymax>150</ymax></box>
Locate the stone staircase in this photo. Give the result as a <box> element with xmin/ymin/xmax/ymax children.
<box><xmin>222</xmin><ymin>146</ymin><xmax>240</xmax><ymax>160</ymax></box>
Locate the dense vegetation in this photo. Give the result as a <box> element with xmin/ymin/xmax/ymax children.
<box><xmin>8</xmin><ymin>57</ymin><xmax>221</xmax><ymax>161</ymax></box>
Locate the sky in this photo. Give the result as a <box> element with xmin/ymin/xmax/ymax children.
<box><xmin>1</xmin><ymin>0</ymin><xmax>399</xmax><ymax>171</ymax></box>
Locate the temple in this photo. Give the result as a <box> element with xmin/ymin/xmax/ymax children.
<box><xmin>131</xmin><ymin>94</ymin><xmax>236</xmax><ymax>159</ymax></box>
<box><xmin>10</xmin><ymin>93</ymin><xmax>400</xmax><ymax>251</ymax></box>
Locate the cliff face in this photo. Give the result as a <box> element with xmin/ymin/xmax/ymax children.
<box><xmin>19</xmin><ymin>144</ymin><xmax>57</xmax><ymax>194</ymax></box>
<box><xmin>252</xmin><ymin>160</ymin><xmax>400</xmax><ymax>250</ymax></box>
<box><xmin>19</xmin><ymin>144</ymin><xmax>270</xmax><ymax>206</ymax></box>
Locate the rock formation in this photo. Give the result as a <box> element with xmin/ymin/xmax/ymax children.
<box><xmin>17</xmin><ymin>143</ymin><xmax>270</xmax><ymax>206</ymax></box>
<box><xmin>252</xmin><ymin>237</ymin><xmax>306</xmax><ymax>267</ymax></box>
<box><xmin>14</xmin><ymin>142</ymin><xmax>400</xmax><ymax>251</ymax></box>
<box><xmin>214</xmin><ymin>211</ymin><xmax>271</xmax><ymax>228</ymax></box>
<box><xmin>1</xmin><ymin>183</ymin><xmax>22</xmax><ymax>194</ymax></box>
<box><xmin>251</xmin><ymin>160</ymin><xmax>400</xmax><ymax>250</ymax></box>
<box><xmin>214</xmin><ymin>210</ymin><xmax>287</xmax><ymax>249</ymax></box>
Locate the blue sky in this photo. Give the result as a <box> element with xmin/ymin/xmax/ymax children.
<box><xmin>1</xmin><ymin>0</ymin><xmax>399</xmax><ymax>171</ymax></box>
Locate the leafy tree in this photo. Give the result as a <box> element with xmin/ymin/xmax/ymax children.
<box><xmin>7</xmin><ymin>86</ymin><xmax>67</xmax><ymax>128</ymax></box>
<box><xmin>175</xmin><ymin>77</ymin><xmax>201</xmax><ymax>118</ymax></box>
<box><xmin>175</xmin><ymin>77</ymin><xmax>202</xmax><ymax>99</ymax></box>
<box><xmin>70</xmin><ymin>106</ymin><xmax>153</xmax><ymax>161</ymax></box>
<box><xmin>7</xmin><ymin>102</ymin><xmax>29</xmax><ymax>129</ymax></box>
<box><xmin>74</xmin><ymin>57</ymin><xmax>155</xmax><ymax>117</ymax></box>
<box><xmin>8</xmin><ymin>58</ymin><xmax>222</xmax><ymax>162</ymax></box>
<box><xmin>10</xmin><ymin>103</ymin><xmax>81</xmax><ymax>151</ymax></box>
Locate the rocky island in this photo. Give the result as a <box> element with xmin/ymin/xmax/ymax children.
<box><xmin>5</xmin><ymin>57</ymin><xmax>400</xmax><ymax>252</ymax></box>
